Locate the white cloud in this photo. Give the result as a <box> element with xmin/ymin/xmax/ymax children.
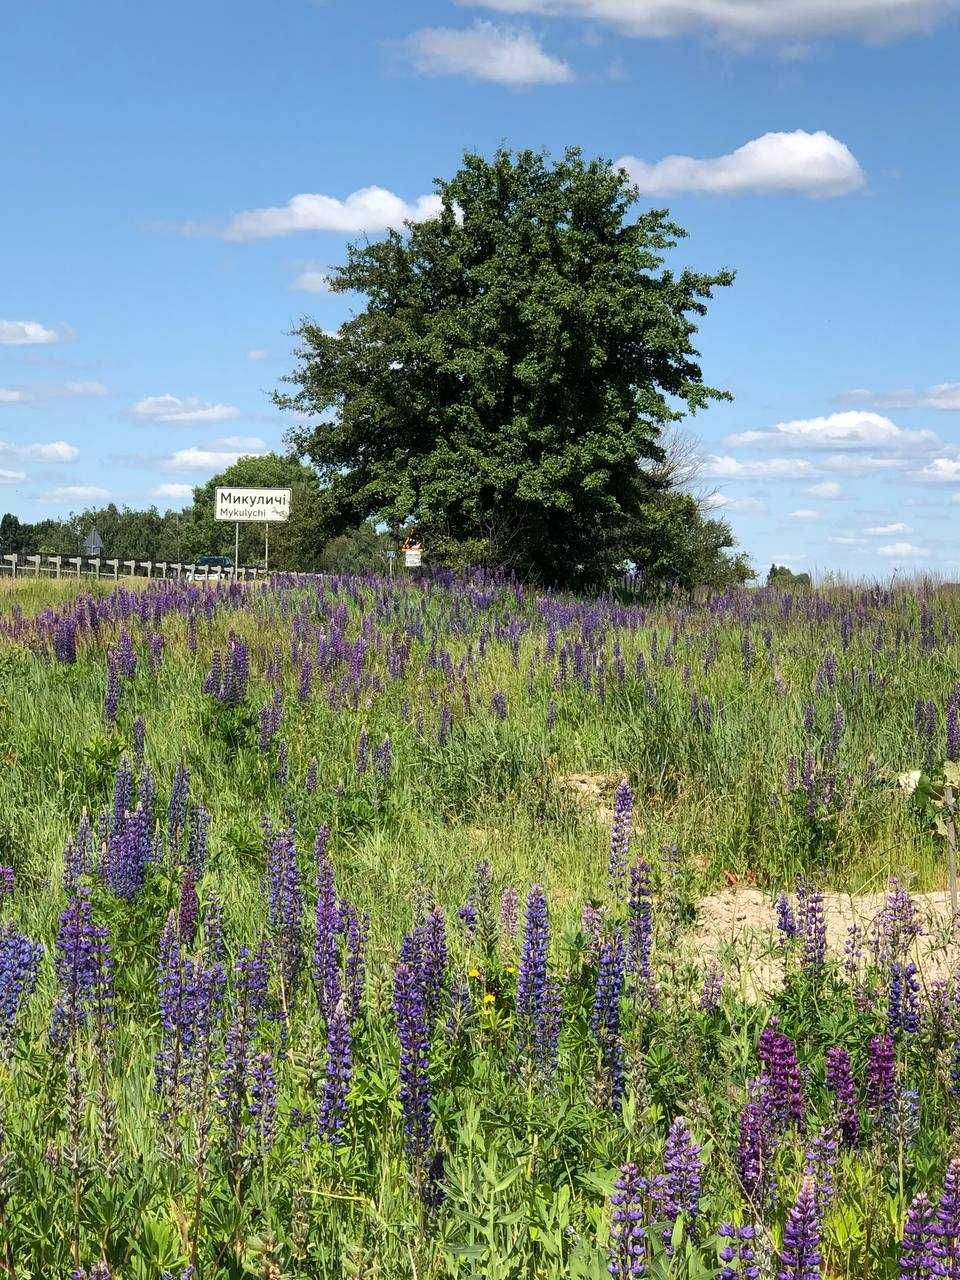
<box><xmin>865</xmin><ymin>521</ymin><xmax>911</xmax><ymax>534</ymax></box>
<box><xmin>219</xmin><ymin>435</ymin><xmax>267</xmax><ymax>450</ymax></box>
<box><xmin>402</xmin><ymin>21</ymin><xmax>573</xmax><ymax>84</ymax></box>
<box><xmin>7</xmin><ymin>440</ymin><xmax>80</xmax><ymax>462</ymax></box>
<box><xmin>790</xmin><ymin>508</ymin><xmax>820</xmax><ymax>520</ymax></box>
<box><xmin>877</xmin><ymin>541</ymin><xmax>930</xmax><ymax>557</ymax></box>
<box><xmin>820</xmin><ymin>453</ymin><xmax>904</xmax><ymax>474</ymax></box>
<box><xmin>728</xmin><ymin>410</ymin><xmax>935</xmax><ymax>450</ymax></box>
<box><xmin>456</xmin><ymin>0</ymin><xmax>954</xmax><ymax>44</ymax></box>
<box><xmin>132</xmin><ymin>394</ymin><xmax>241</xmax><ymax>424</ymax></box>
<box><xmin>703</xmin><ymin>493</ymin><xmax>765</xmax><ymax>512</ymax></box>
<box><xmin>0</xmin><ymin>389</ymin><xmax>29</xmax><ymax>404</ymax></box>
<box><xmin>910</xmin><ymin>458</ymin><xmax>960</xmax><ymax>482</ymax></box>
<box><xmin>703</xmin><ymin>455</ymin><xmax>816</xmax><ymax>480</ymax></box>
<box><xmin>167</xmin><ymin>444</ymin><xmax>266</xmax><ymax>471</ymax></box>
<box><xmin>0</xmin><ymin>319</ymin><xmax>59</xmax><ymax>346</ymax></box>
<box><xmin>154</xmin><ymin>482</ymin><xmax>194</xmax><ymax>499</ymax></box>
<box><xmin>42</xmin><ymin>485</ymin><xmax>109</xmax><ymax>503</ymax></box>
<box><xmin>836</xmin><ymin>382</ymin><xmax>960</xmax><ymax>411</ymax></box>
<box><xmin>291</xmin><ymin>269</ymin><xmax>333</xmax><ymax>294</ymax></box>
<box><xmin>63</xmin><ymin>380</ymin><xmax>109</xmax><ymax>397</ymax></box>
<box><xmin>247</xmin><ymin>349</ymin><xmax>268</xmax><ymax>361</ymax></box>
<box><xmin>807</xmin><ymin>481</ymin><xmax>842</xmax><ymax>498</ymax></box>
<box><xmin>0</xmin><ymin>468</ymin><xmax>25</xmax><ymax>483</ymax></box>
<box><xmin>617</xmin><ymin>131</ymin><xmax>864</xmax><ymax>198</ymax></box>
<box><xmin>828</xmin><ymin>535</ymin><xmax>869</xmax><ymax>545</ymax></box>
<box><xmin>196</xmin><ymin>188</ymin><xmax>444</xmax><ymax>242</ymax></box>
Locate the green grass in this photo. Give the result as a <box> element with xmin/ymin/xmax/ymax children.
<box><xmin>0</xmin><ymin>572</ymin><xmax>956</xmax><ymax>1278</ymax></box>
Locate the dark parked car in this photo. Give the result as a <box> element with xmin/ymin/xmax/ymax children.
<box><xmin>196</xmin><ymin>555</ymin><xmax>234</xmax><ymax>569</ymax></box>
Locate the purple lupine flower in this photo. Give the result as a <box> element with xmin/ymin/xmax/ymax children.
<box><xmin>718</xmin><ymin>1224</ymin><xmax>760</xmax><ymax>1280</ymax></box>
<box><xmin>824</xmin><ymin>1046</ymin><xmax>860</xmax><ymax>1148</ymax></box>
<box><xmin>737</xmin><ymin>1095</ymin><xmax>774</xmax><ymax>1206</ymax></box>
<box><xmin>699</xmin><ymin>964</ymin><xmax>723</xmax><ymax>1012</ymax></box>
<box><xmin>456</xmin><ymin>901</ymin><xmax>477</xmax><ymax>936</ymax></box>
<box><xmin>305</xmin><ymin>757</ymin><xmax>318</xmax><ymax>794</ymax></box>
<box><xmin>178</xmin><ymin>866</ymin><xmax>199</xmax><ymax>945</ymax></box>
<box><xmin>218</xmin><ymin>945</ymin><xmax>267</xmax><ymax>1166</ymax></box>
<box><xmin>843</xmin><ymin>924</ymin><xmax>863</xmax><ymax>981</ymax></box>
<box><xmin>947</xmin><ymin>696</ymin><xmax>959</xmax><ymax>763</ymax></box>
<box><xmin>654</xmin><ymin>1117</ymin><xmax>702</xmax><ymax>1246</ymax></box>
<box><xmin>871</xmin><ymin>878</ymin><xmax>922</xmax><ymax>966</ymax></box>
<box><xmin>490</xmin><ymin>689</ymin><xmax>507</xmax><ymax>721</ymax></box>
<box><xmin>866</xmin><ymin>1034</ymin><xmax>895</xmax><ymax>1115</ymax></box>
<box><xmin>0</xmin><ymin>924</ymin><xmax>43</xmax><ymax>1059</ymax></box>
<box><xmin>318</xmin><ymin>999</ymin><xmax>352</xmax><ymax>1145</ymax></box>
<box><xmin>202</xmin><ymin>892</ymin><xmax>225</xmax><ymax>963</ymax></box>
<box><xmin>609</xmin><ymin>780</ymin><xmax>634</xmax><ymax>887</ymax></box>
<box><xmin>498</xmin><ymin>886</ymin><xmax>519</xmax><ymax>956</ymax></box>
<box><xmin>100</xmin><ymin>804</ymin><xmax>152</xmax><ymax>900</ymax></box>
<box><xmin>116</xmin><ymin>627</ymin><xmax>137</xmax><ymax>678</ymax></box>
<box><xmin>168</xmin><ymin>762</ymin><xmax>190</xmax><ymax>855</ymax></box>
<box><xmin>222</xmin><ymin>633</ymin><xmax>249</xmax><ymax>704</ymax></box>
<box><xmin>354</xmin><ymin>729</ymin><xmax>369</xmax><ymax>775</ymax></box>
<box><xmin>935</xmin><ymin>1158</ymin><xmax>960</xmax><ymax>1277</ymax></box>
<box><xmin>803</xmin><ymin>1127</ymin><xmax>839</xmax><ymax>1212</ymax></box>
<box><xmin>581</xmin><ymin>902</ymin><xmax>606</xmax><ymax>962</ymax></box>
<box><xmin>104</xmin><ymin>653</ymin><xmax>121</xmax><ymax>726</ymax></box>
<box><xmin>393</xmin><ymin>960</ymin><xmax>432</xmax><ymax>1163</ymax></box>
<box><xmin>148</xmin><ymin>632</ymin><xmax>164</xmax><ymax>674</ymax></box>
<box><xmin>313</xmin><ymin>849</ymin><xmax>342</xmax><ymax>1023</ymax></box>
<box><xmin>591</xmin><ymin>930</ymin><xmax>626</xmax><ymax>1108</ymax></box>
<box><xmin>759</xmin><ymin>1028</ymin><xmax>806</xmax><ymax>1131</ymax></box>
<box><xmin>887</xmin><ymin>1084</ymin><xmax>920</xmax><ymax>1155</ymax></box>
<box><xmin>50</xmin><ymin>889</ymin><xmax>114</xmax><ymax>1049</ymax></box>
<box><xmin>900</xmin><ymin>1193</ymin><xmax>939</xmax><ymax>1280</ymax></box>
<box><xmin>517</xmin><ymin>884</ymin><xmax>552</xmax><ymax>1070</ymax></box>
<box><xmin>797</xmin><ymin>879</ymin><xmax>826</xmax><ymax>974</ymax></box>
<box><xmin>265</xmin><ymin>824</ymin><xmax>304</xmax><ymax>1011</ymax></box>
<box><xmin>0</xmin><ymin>867</ymin><xmax>13</xmax><ymax>900</ymax></box>
<box><xmin>776</xmin><ymin>892</ymin><xmax>798</xmax><ymax>945</ymax></box>
<box><xmin>53</xmin><ymin>615</ymin><xmax>78</xmax><ymax>664</ymax></box>
<box><xmin>155</xmin><ymin>913</ymin><xmax>199</xmax><ymax>1110</ymax></box>
<box><xmin>888</xmin><ymin>962</ymin><xmax>921</xmax><ymax>1037</ymax></box>
<box><xmin>186</xmin><ymin>802</ymin><xmax>209</xmax><ymax>878</ymax></box>
<box><xmin>373</xmin><ymin>736</ymin><xmax>393</xmax><ymax>782</ymax></box>
<box><xmin>778</xmin><ymin>1178</ymin><xmax>822</xmax><ymax>1280</ymax></box>
<box><xmin>297</xmin><ymin>658</ymin><xmax>313</xmax><ymax>704</ymax></box>
<box><xmin>420</xmin><ymin>908</ymin><xmax>448</xmax><ymax>1025</ymax></box>
<box><xmin>249</xmin><ymin>1048</ymin><xmax>277</xmax><ymax>1151</ymax></box>
<box><xmin>607</xmin><ymin>1163</ymin><xmax>647</xmax><ymax>1279</ymax></box>
<box><xmin>628</xmin><ymin>860</ymin><xmax>654</xmax><ymax>994</ymax></box>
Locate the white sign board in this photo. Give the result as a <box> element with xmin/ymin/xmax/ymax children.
<box><xmin>404</xmin><ymin>546</ymin><xmax>422</xmax><ymax>568</ymax></box>
<box><xmin>215</xmin><ymin>487</ymin><xmax>292</xmax><ymax>523</ymax></box>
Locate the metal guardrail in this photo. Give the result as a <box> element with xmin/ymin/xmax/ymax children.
<box><xmin>0</xmin><ymin>555</ymin><xmax>265</xmax><ymax>583</ymax></box>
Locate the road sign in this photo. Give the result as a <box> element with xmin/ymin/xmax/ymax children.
<box><xmin>215</xmin><ymin>487</ymin><xmax>291</xmax><ymax>523</ymax></box>
<box><xmin>403</xmin><ymin>544</ymin><xmax>422</xmax><ymax>568</ymax></box>
<box><xmin>83</xmin><ymin>527</ymin><xmax>104</xmax><ymax>556</ymax></box>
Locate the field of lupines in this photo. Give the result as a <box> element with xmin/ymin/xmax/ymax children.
<box><xmin>0</xmin><ymin>571</ymin><xmax>959</xmax><ymax>1279</ymax></box>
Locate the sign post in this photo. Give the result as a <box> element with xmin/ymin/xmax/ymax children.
<box><xmin>215</xmin><ymin>487</ymin><xmax>291</xmax><ymax>573</ymax></box>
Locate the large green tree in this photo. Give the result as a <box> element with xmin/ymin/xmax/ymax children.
<box><xmin>277</xmin><ymin>146</ymin><xmax>745</xmax><ymax>589</ymax></box>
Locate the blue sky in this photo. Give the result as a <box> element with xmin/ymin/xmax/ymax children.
<box><xmin>2</xmin><ymin>0</ymin><xmax>958</xmax><ymax>576</ymax></box>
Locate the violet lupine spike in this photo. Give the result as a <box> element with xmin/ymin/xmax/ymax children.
<box><xmin>627</xmin><ymin>860</ymin><xmax>654</xmax><ymax>996</ymax></box>
<box><xmin>591</xmin><ymin>930</ymin><xmax>626</xmax><ymax>1108</ymax></box>
<box><xmin>392</xmin><ymin>960</ymin><xmax>433</xmax><ymax>1163</ymax></box>
<box><xmin>900</xmin><ymin>1193</ymin><xmax>939</xmax><ymax>1280</ymax></box>
<box><xmin>758</xmin><ymin>1028</ymin><xmax>806</xmax><ymax>1132</ymax></box>
<box><xmin>776</xmin><ymin>892</ymin><xmax>798</xmax><ymax>946</ymax></box>
<box><xmin>609</xmin><ymin>780</ymin><xmax>634</xmax><ymax>887</ymax></box>
<box><xmin>186</xmin><ymin>802</ymin><xmax>210</xmax><ymax>878</ymax></box>
<box><xmin>736</xmin><ymin>1094</ymin><xmax>774</xmax><ymax>1207</ymax></box>
<box><xmin>419</xmin><ymin>907</ymin><xmax>448</xmax><ymax>1025</ymax></box>
<box><xmin>343</xmin><ymin>905</ymin><xmax>367</xmax><ymax>1023</ymax></box>
<box><xmin>50</xmin><ymin>889</ymin><xmax>114</xmax><ymax>1049</ymax></box>
<box><xmin>888</xmin><ymin>962</ymin><xmax>921</xmax><ymax>1037</ymax></box>
<box><xmin>777</xmin><ymin>1178</ymin><xmax>823</xmax><ymax>1280</ymax></box>
<box><xmin>313</xmin><ymin>851</ymin><xmax>342</xmax><ymax>1024</ymax></box>
<box><xmin>803</xmin><ymin>1127</ymin><xmax>839</xmax><ymax>1213</ymax></box>
<box><xmin>517</xmin><ymin>884</ymin><xmax>552</xmax><ymax>1071</ymax></box>
<box><xmin>824</xmin><ymin>1046</ymin><xmax>860</xmax><ymax>1148</ymax></box>
<box><xmin>718</xmin><ymin>1224</ymin><xmax>760</xmax><ymax>1280</ymax></box>
<box><xmin>217</xmin><ymin>946</ymin><xmax>265</xmax><ymax>1163</ymax></box>
<box><xmin>317</xmin><ymin>999</ymin><xmax>352</xmax><ymax>1146</ymax></box>
<box><xmin>0</xmin><ymin>924</ymin><xmax>43</xmax><ymax>1061</ymax></box>
<box><xmin>355</xmin><ymin>730</ymin><xmax>369</xmax><ymax>775</ymax></box>
<box><xmin>866</xmin><ymin>1034</ymin><xmax>896</xmax><ymax>1115</ymax></box>
<box><xmin>699</xmin><ymin>964</ymin><xmax>723</xmax><ymax>1012</ymax></box>
<box><xmin>265</xmin><ymin>824</ymin><xmax>304</xmax><ymax>1011</ymax></box>
<box><xmin>797</xmin><ymin>879</ymin><xmax>826</xmax><ymax>974</ymax></box>
<box><xmin>607</xmin><ymin>1163</ymin><xmax>647</xmax><ymax>1279</ymax></box>
<box><xmin>654</xmin><ymin>1117</ymin><xmax>702</xmax><ymax>1247</ymax></box>
<box><xmin>948</xmin><ymin>696</ymin><xmax>960</xmax><ymax>763</ymax></box>
<box><xmin>936</xmin><ymin>1158</ymin><xmax>960</xmax><ymax>1278</ymax></box>
<box><xmin>248</xmin><ymin>1048</ymin><xmax>277</xmax><ymax>1151</ymax></box>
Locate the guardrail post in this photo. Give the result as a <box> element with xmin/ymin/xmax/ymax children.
<box><xmin>184</xmin><ymin>564</ymin><xmax>196</xmax><ymax>581</ymax></box>
<box><xmin>156</xmin><ymin>561</ymin><xmax>167</xmax><ymax>578</ymax></box>
<box><xmin>123</xmin><ymin>560</ymin><xmax>135</xmax><ymax>577</ymax></box>
<box><xmin>26</xmin><ymin>556</ymin><xmax>39</xmax><ymax>577</ymax></box>
<box><xmin>89</xmin><ymin>558</ymin><xmax>101</xmax><ymax>580</ymax></box>
<box><xmin>67</xmin><ymin>557</ymin><xmax>82</xmax><ymax>578</ymax></box>
<box><xmin>105</xmin><ymin>559</ymin><xmax>119</xmax><ymax>580</ymax></box>
<box><xmin>48</xmin><ymin>556</ymin><xmax>62</xmax><ymax>579</ymax></box>
<box><xmin>171</xmin><ymin>563</ymin><xmax>182</xmax><ymax>580</ymax></box>
<box><xmin>139</xmin><ymin>561</ymin><xmax>152</xmax><ymax>579</ymax></box>
<box><xmin>2</xmin><ymin>554</ymin><xmax>16</xmax><ymax>578</ymax></box>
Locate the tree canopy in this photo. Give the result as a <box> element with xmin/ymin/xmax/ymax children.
<box><xmin>278</xmin><ymin>145</ymin><xmax>748</xmax><ymax>590</ymax></box>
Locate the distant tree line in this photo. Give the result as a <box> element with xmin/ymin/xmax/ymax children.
<box><xmin>0</xmin><ymin>453</ymin><xmax>389</xmax><ymax>574</ymax></box>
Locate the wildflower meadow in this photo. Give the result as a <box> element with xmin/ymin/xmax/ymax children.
<box><xmin>1</xmin><ymin>571</ymin><xmax>959</xmax><ymax>1279</ymax></box>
